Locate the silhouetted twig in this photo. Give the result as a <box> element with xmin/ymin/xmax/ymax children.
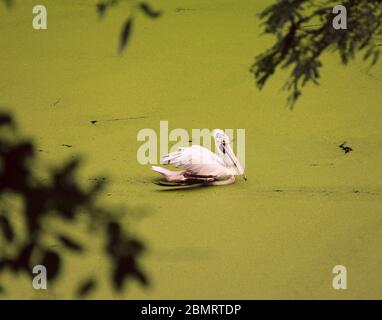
<box><xmin>97</xmin><ymin>0</ymin><xmax>162</xmax><ymax>53</ymax></box>
<box><xmin>251</xmin><ymin>0</ymin><xmax>382</xmax><ymax>107</ymax></box>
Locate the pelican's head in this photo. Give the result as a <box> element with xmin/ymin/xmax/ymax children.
<box><xmin>212</xmin><ymin>129</ymin><xmax>247</xmax><ymax>180</ymax></box>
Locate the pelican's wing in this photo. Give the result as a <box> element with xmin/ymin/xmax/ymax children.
<box><xmin>163</xmin><ymin>145</ymin><xmax>232</xmax><ymax>177</ymax></box>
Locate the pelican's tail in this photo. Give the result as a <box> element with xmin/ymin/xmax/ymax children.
<box><xmin>151</xmin><ymin>166</ymin><xmax>186</xmax><ymax>182</ymax></box>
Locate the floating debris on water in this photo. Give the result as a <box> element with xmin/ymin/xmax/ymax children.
<box><xmin>339</xmin><ymin>141</ymin><xmax>353</xmax><ymax>154</ymax></box>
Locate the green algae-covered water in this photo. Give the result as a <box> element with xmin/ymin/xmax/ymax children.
<box><xmin>1</xmin><ymin>0</ymin><xmax>382</xmax><ymax>299</ymax></box>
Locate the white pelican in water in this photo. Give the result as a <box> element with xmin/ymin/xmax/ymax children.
<box><xmin>152</xmin><ymin>129</ymin><xmax>246</xmax><ymax>186</ymax></box>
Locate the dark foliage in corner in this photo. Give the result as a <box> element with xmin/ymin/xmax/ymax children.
<box><xmin>0</xmin><ymin>111</ymin><xmax>148</xmax><ymax>298</ymax></box>
<box><xmin>251</xmin><ymin>0</ymin><xmax>382</xmax><ymax>107</ymax></box>
<box><xmin>96</xmin><ymin>0</ymin><xmax>162</xmax><ymax>53</ymax></box>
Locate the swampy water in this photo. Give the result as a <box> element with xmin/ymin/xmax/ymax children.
<box><xmin>1</xmin><ymin>0</ymin><xmax>382</xmax><ymax>299</ymax></box>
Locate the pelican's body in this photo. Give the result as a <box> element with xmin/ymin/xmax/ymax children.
<box><xmin>152</xmin><ymin>129</ymin><xmax>246</xmax><ymax>186</ymax></box>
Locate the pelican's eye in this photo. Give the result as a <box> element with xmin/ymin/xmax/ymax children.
<box><xmin>222</xmin><ymin>140</ymin><xmax>226</xmax><ymax>153</ymax></box>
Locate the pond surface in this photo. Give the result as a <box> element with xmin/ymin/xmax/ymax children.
<box><xmin>1</xmin><ymin>0</ymin><xmax>381</xmax><ymax>299</ymax></box>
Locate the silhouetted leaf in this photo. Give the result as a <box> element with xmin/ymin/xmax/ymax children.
<box><xmin>112</xmin><ymin>252</ymin><xmax>148</xmax><ymax>291</ymax></box>
<box><xmin>0</xmin><ymin>214</ymin><xmax>14</xmax><ymax>243</ymax></box>
<box><xmin>0</xmin><ymin>111</ymin><xmax>149</xmax><ymax>296</ymax></box>
<box><xmin>41</xmin><ymin>250</ymin><xmax>61</xmax><ymax>280</ymax></box>
<box><xmin>139</xmin><ymin>2</ymin><xmax>161</xmax><ymax>18</ymax></box>
<box><xmin>134</xmin><ymin>268</ymin><xmax>149</xmax><ymax>286</ymax></box>
<box><xmin>372</xmin><ymin>51</ymin><xmax>380</xmax><ymax>66</ymax></box>
<box><xmin>16</xmin><ymin>242</ymin><xmax>35</xmax><ymax>271</ymax></box>
<box><xmin>0</xmin><ymin>258</ymin><xmax>11</xmax><ymax>271</ymax></box>
<box><xmin>119</xmin><ymin>17</ymin><xmax>134</xmax><ymax>53</ymax></box>
<box><xmin>0</xmin><ymin>113</ymin><xmax>13</xmax><ymax>127</ymax></box>
<box><xmin>96</xmin><ymin>2</ymin><xmax>107</xmax><ymax>17</ymax></box>
<box><xmin>113</xmin><ymin>255</ymin><xmax>134</xmax><ymax>291</ymax></box>
<box><xmin>76</xmin><ymin>278</ymin><xmax>97</xmax><ymax>298</ymax></box>
<box><xmin>57</xmin><ymin>235</ymin><xmax>83</xmax><ymax>252</ymax></box>
<box><xmin>128</xmin><ymin>239</ymin><xmax>145</xmax><ymax>256</ymax></box>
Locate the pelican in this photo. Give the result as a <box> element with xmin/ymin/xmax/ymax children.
<box><xmin>152</xmin><ymin>129</ymin><xmax>246</xmax><ymax>186</ymax></box>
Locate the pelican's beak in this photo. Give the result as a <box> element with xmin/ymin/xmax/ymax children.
<box><xmin>224</xmin><ymin>143</ymin><xmax>247</xmax><ymax>181</ymax></box>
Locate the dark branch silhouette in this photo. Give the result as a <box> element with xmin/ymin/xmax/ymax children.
<box><xmin>0</xmin><ymin>111</ymin><xmax>148</xmax><ymax>298</ymax></box>
<box><xmin>96</xmin><ymin>0</ymin><xmax>162</xmax><ymax>53</ymax></box>
<box><xmin>251</xmin><ymin>0</ymin><xmax>382</xmax><ymax>107</ymax></box>
<box><xmin>2</xmin><ymin>0</ymin><xmax>162</xmax><ymax>53</ymax></box>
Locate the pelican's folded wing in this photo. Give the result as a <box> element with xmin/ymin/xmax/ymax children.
<box><xmin>162</xmin><ymin>145</ymin><xmax>232</xmax><ymax>177</ymax></box>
